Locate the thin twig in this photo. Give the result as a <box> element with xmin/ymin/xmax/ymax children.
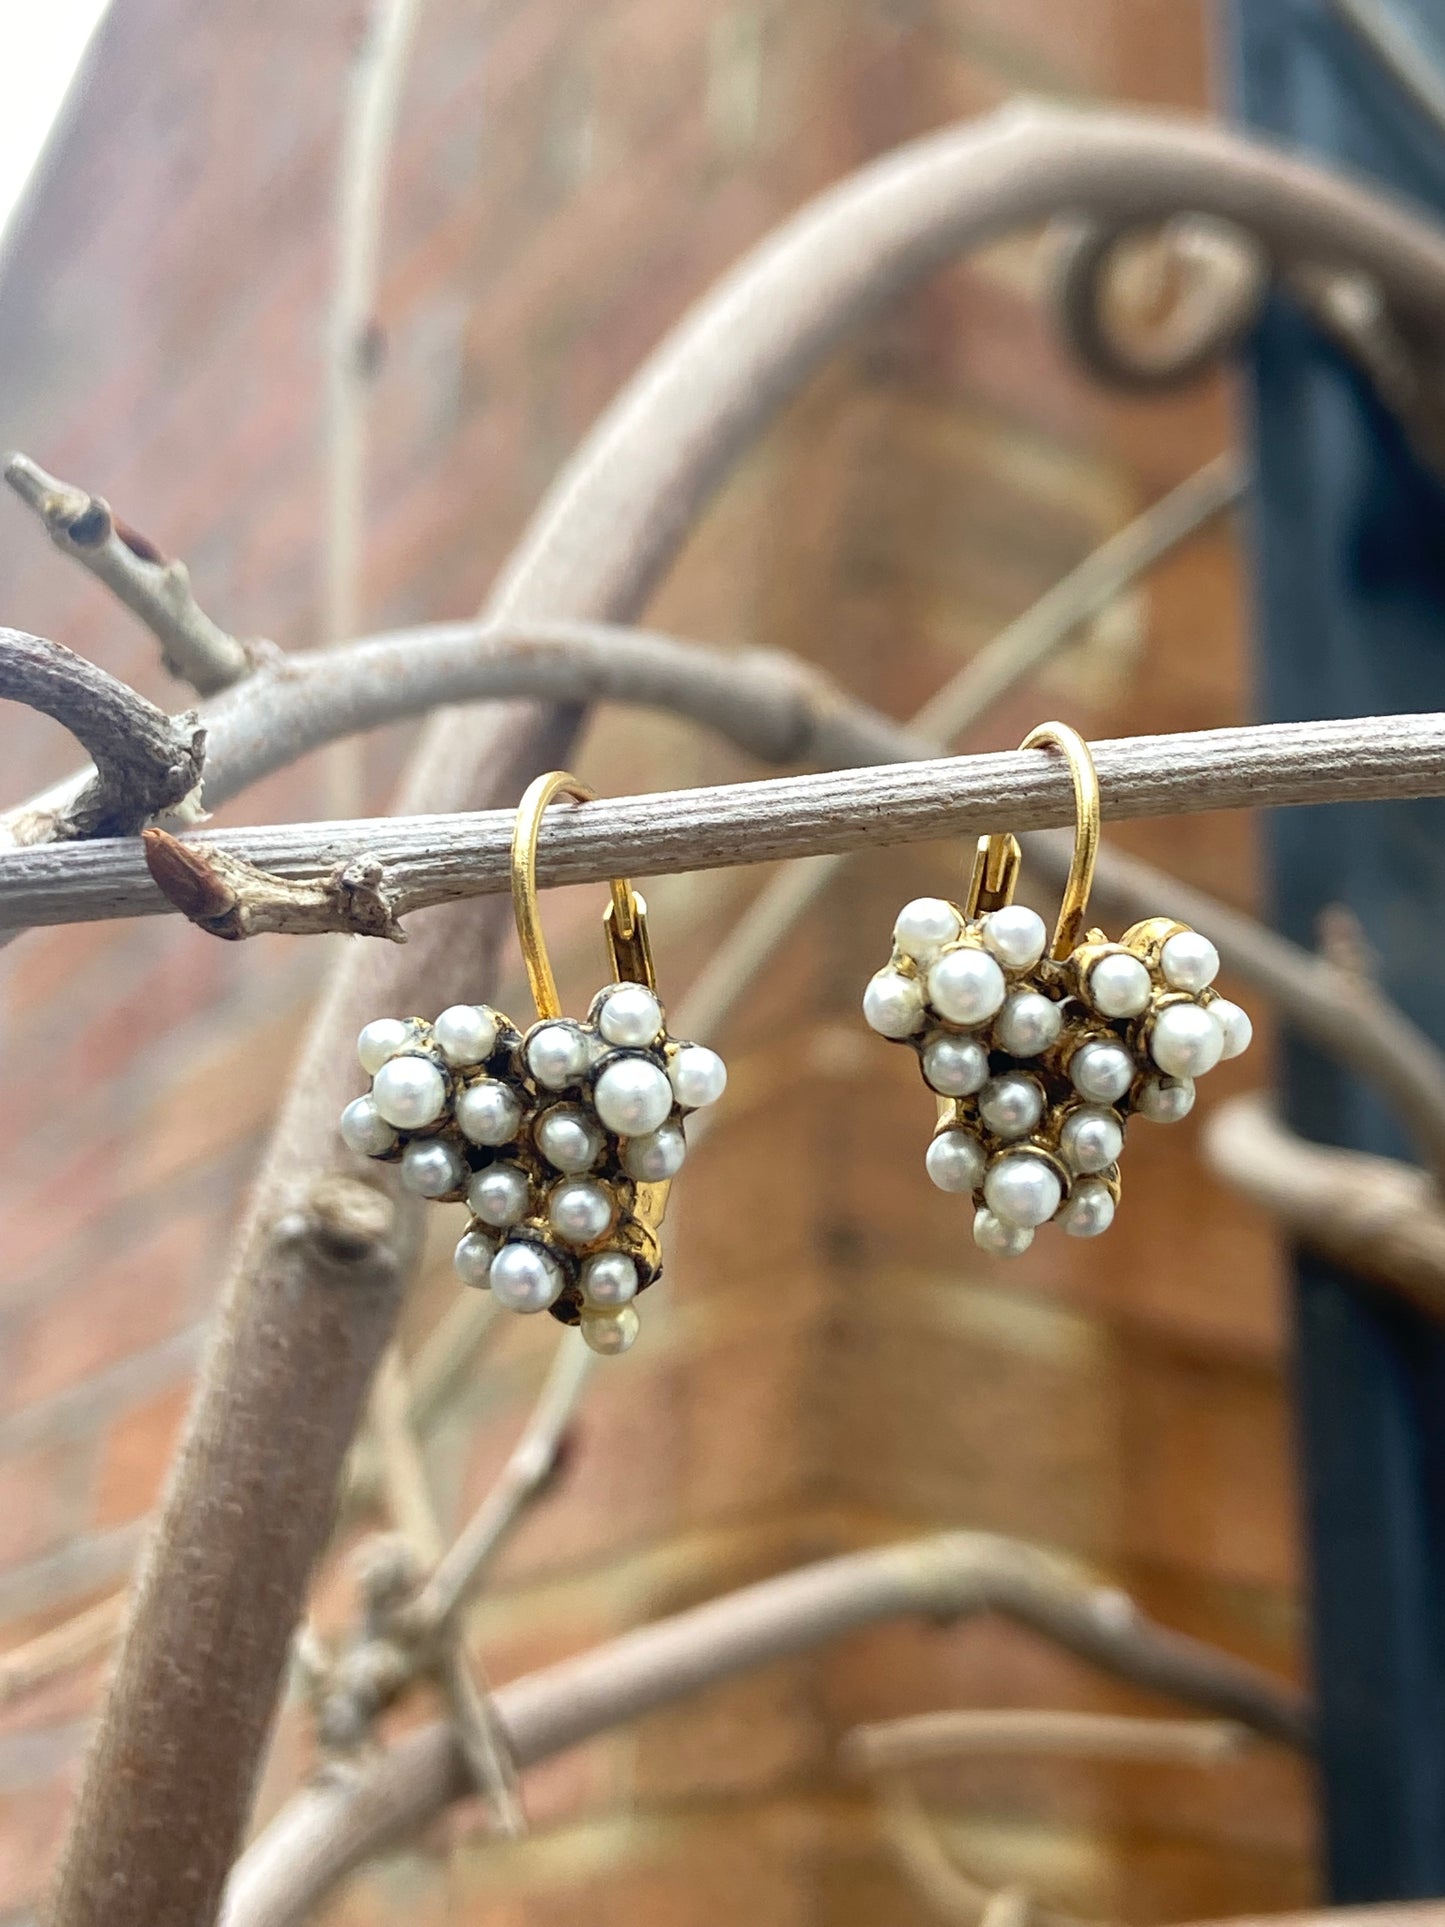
<box><xmin>223</xmin><ymin>1530</ymin><xmax>1307</xmax><ymax>1927</ymax></box>
<box><xmin>877</xmin><ymin>1777</ymin><xmax>1084</xmax><ymax>1927</ymax></box>
<box><xmin>437</xmin><ymin>1644</ymin><xmax>526</xmax><ymax>1838</ymax></box>
<box><xmin>3</xmin><ymin>455</ymin><xmax>255</xmax><ymax>694</ymax></box>
<box><xmin>0</xmin><ymin>629</ymin><xmax>206</xmax><ymax>843</ymax></box>
<box><xmin>1204</xmin><ymin>1092</ymin><xmax>1445</xmax><ymax>1318</ymax></box>
<box><xmin>842</xmin><ymin>1708</ymin><xmax>1252</xmax><ymax>1775</ymax></box>
<box><xmin>366</xmin><ymin>1347</ymin><xmax>445</xmax><ymax>1563</ymax></box>
<box><xmin>0</xmin><ymin>1592</ymin><xmax>128</xmax><ymax>1710</ymax></box>
<box><xmin>8</xmin><ymin>711</ymin><xmax>1445</xmax><ymax>936</ymax></box>
<box><xmin>407</xmin><ymin>1331</ymin><xmax>591</xmax><ymax>1639</ymax></box>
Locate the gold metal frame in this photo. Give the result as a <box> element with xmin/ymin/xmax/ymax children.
<box><xmin>964</xmin><ymin>720</ymin><xmax>1101</xmax><ymax>960</ymax></box>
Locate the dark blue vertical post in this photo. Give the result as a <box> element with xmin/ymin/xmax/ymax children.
<box><xmin>1231</xmin><ymin>0</ymin><xmax>1445</xmax><ymax>1896</ymax></box>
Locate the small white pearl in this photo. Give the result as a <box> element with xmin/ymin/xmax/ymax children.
<box><xmin>863</xmin><ymin>968</ymin><xmax>925</xmax><ymax>1039</ymax></box>
<box><xmin>978</xmin><ymin>1072</ymin><xmax>1044</xmax><ymax>1140</ymax></box>
<box><xmin>1150</xmin><ymin>1002</ymin><xmax>1223</xmax><ymax>1079</ymax></box>
<box><xmin>1057</xmin><ymin>1178</ymin><xmax>1115</xmax><ymax>1239</ymax></box>
<box><xmin>339</xmin><ymin>1094</ymin><xmax>397</xmax><ymax>1157</ymax></box>
<box><xmin>668</xmin><ymin>1043</ymin><xmax>727</xmax><ymax>1110</ymax></box>
<box><xmin>892</xmin><ymin>896</ymin><xmax>961</xmax><ymax>962</ymax></box>
<box><xmin>1059</xmin><ymin>1106</ymin><xmax>1123</xmax><ymax>1175</ymax></box>
<box><xmin>594</xmin><ymin>1056</ymin><xmax>674</xmax><ymax>1136</ymax></box>
<box><xmin>432</xmin><ymin>1004</ymin><xmax>499</xmax><ymax>1067</ymax></box>
<box><xmin>1209</xmin><ymin>998</ymin><xmax>1253</xmax><ymax>1060</ymax></box>
<box><xmin>455</xmin><ymin>1079</ymin><xmax>523</xmax><ymax>1147</ymax></box>
<box><xmin>983</xmin><ymin>1153</ymin><xmax>1062</xmax><ymax>1228</ymax></box>
<box><xmin>489</xmin><ymin>1241</ymin><xmax>564</xmax><ymax>1312</ymax></box>
<box><xmin>371</xmin><ymin>1055</ymin><xmax>448</xmax><ymax>1130</ymax></box>
<box><xmin>467</xmin><ymin>1162</ymin><xmax>531</xmax><ymax>1228</ymax></box>
<box><xmin>548</xmin><ymin>1178</ymin><xmax>616</xmax><ymax>1245</ymax></box>
<box><xmin>598</xmin><ymin>984</ymin><xmax>663</xmax><ymax>1048</ymax></box>
<box><xmin>994</xmin><ymin>990</ymin><xmax>1062</xmax><ymax>1058</ymax></box>
<box><xmin>921</xmin><ymin>1033</ymin><xmax>989</xmax><ymax>1097</ymax></box>
<box><xmin>582</xmin><ymin>1304</ymin><xmax>640</xmax><ymax>1354</ymax></box>
<box><xmin>926</xmin><ymin>946</ymin><xmax>1006</xmax><ymax>1026</ymax></box>
<box><xmin>536</xmin><ymin>1106</ymin><xmax>603</xmax><ymax>1173</ymax></box>
<box><xmin>1088</xmin><ymin>951</ymin><xmax>1152</xmax><ymax>1020</ymax></box>
<box><xmin>925</xmin><ymin>1129</ymin><xmax>985</xmax><ymax>1194</ymax></box>
<box><xmin>580</xmin><ymin>1250</ymin><xmax>639</xmax><ymax>1307</ymax></box>
<box><xmin>453</xmin><ymin>1228</ymin><xmax>498</xmax><ymax>1288</ymax></box>
<box><xmin>526</xmin><ymin>1022</ymin><xmax>591</xmax><ymax>1091</ymax></box>
<box><xmin>1161</xmin><ymin>930</ymin><xmax>1221</xmax><ymax>993</ymax></box>
<box><xmin>1136</xmin><ymin>1075</ymin><xmax>1196</xmax><ymax>1123</ymax></box>
<box><xmin>400</xmin><ymin>1139</ymin><xmax>467</xmax><ymax>1197</ymax></box>
<box><xmin>973</xmin><ymin>1208</ymin><xmax>1034</xmax><ymax>1257</ymax></box>
<box><xmin>621</xmin><ymin>1122</ymin><xmax>687</xmax><ymax>1181</ymax></box>
<box><xmin>1070</xmin><ymin>1040</ymin><xmax>1135</xmax><ymax>1105</ymax></box>
<box><xmin>357</xmin><ymin>1018</ymin><xmax>413</xmax><ymax>1076</ymax></box>
<box><xmin>982</xmin><ymin>905</ymin><xmax>1047</xmax><ymax>971</ymax></box>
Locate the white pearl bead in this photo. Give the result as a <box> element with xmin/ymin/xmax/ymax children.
<box><xmin>982</xmin><ymin>905</ymin><xmax>1047</xmax><ymax>971</ymax></box>
<box><xmin>621</xmin><ymin>1122</ymin><xmax>687</xmax><ymax>1181</ymax></box>
<box><xmin>432</xmin><ymin>1004</ymin><xmax>499</xmax><ymax>1067</ymax></box>
<box><xmin>863</xmin><ymin>968</ymin><xmax>925</xmax><ymax>1039</ymax></box>
<box><xmin>594</xmin><ymin>1056</ymin><xmax>674</xmax><ymax>1136</ymax></box>
<box><xmin>453</xmin><ymin>1228</ymin><xmax>498</xmax><ymax>1287</ymax></box>
<box><xmin>536</xmin><ymin>1106</ymin><xmax>603</xmax><ymax>1173</ymax></box>
<box><xmin>973</xmin><ymin>1209</ymin><xmax>1034</xmax><ymax>1257</ymax></box>
<box><xmin>598</xmin><ymin>984</ymin><xmax>663</xmax><ymax>1048</ymax></box>
<box><xmin>983</xmin><ymin>1152</ymin><xmax>1062</xmax><ymax>1228</ymax></box>
<box><xmin>1088</xmin><ymin>951</ymin><xmax>1152</xmax><ymax>1019</ymax></box>
<box><xmin>581</xmin><ymin>1250</ymin><xmax>638</xmax><ymax>1307</ymax></box>
<box><xmin>1209</xmin><ymin>998</ymin><xmax>1253</xmax><ymax>1060</ymax></box>
<box><xmin>582</xmin><ymin>1304</ymin><xmax>640</xmax><ymax>1354</ymax></box>
<box><xmin>1058</xmin><ymin>1178</ymin><xmax>1115</xmax><ymax>1239</ymax></box>
<box><xmin>925</xmin><ymin>1129</ymin><xmax>985</xmax><ymax>1194</ymax></box>
<box><xmin>357</xmin><ymin>1018</ymin><xmax>412</xmax><ymax>1076</ymax></box>
<box><xmin>548</xmin><ymin>1178</ymin><xmax>615</xmax><ymax>1245</ymax></box>
<box><xmin>926</xmin><ymin>946</ymin><xmax>1006</xmax><ymax>1026</ymax></box>
<box><xmin>1059</xmin><ymin>1106</ymin><xmax>1123</xmax><ymax>1175</ymax></box>
<box><xmin>455</xmin><ymin>1079</ymin><xmax>523</xmax><ymax>1147</ymax></box>
<box><xmin>978</xmin><ymin>1073</ymin><xmax>1044</xmax><ymax>1140</ymax></box>
<box><xmin>371</xmin><ymin>1055</ymin><xmax>448</xmax><ymax>1129</ymax></box>
<box><xmin>921</xmin><ymin>1033</ymin><xmax>989</xmax><ymax>1097</ymax></box>
<box><xmin>489</xmin><ymin>1241</ymin><xmax>564</xmax><ymax>1312</ymax></box>
<box><xmin>668</xmin><ymin>1043</ymin><xmax>727</xmax><ymax>1110</ymax></box>
<box><xmin>892</xmin><ymin>896</ymin><xmax>961</xmax><ymax>962</ymax></box>
<box><xmin>1150</xmin><ymin>1002</ymin><xmax>1223</xmax><ymax>1079</ymax></box>
<box><xmin>467</xmin><ymin>1162</ymin><xmax>531</xmax><ymax>1228</ymax></box>
<box><xmin>526</xmin><ymin>1022</ymin><xmax>590</xmax><ymax>1090</ymax></box>
<box><xmin>1161</xmin><ymin>929</ymin><xmax>1220</xmax><ymax>993</ymax></box>
<box><xmin>993</xmin><ymin>990</ymin><xmax>1062</xmax><ymax>1058</ymax></box>
<box><xmin>400</xmin><ymin>1139</ymin><xmax>466</xmax><ymax>1197</ymax></box>
<box><xmin>1136</xmin><ymin>1075</ymin><xmax>1196</xmax><ymax>1123</ymax></box>
<box><xmin>339</xmin><ymin>1094</ymin><xmax>397</xmax><ymax>1157</ymax></box>
<box><xmin>1069</xmin><ymin>1040</ymin><xmax>1135</xmax><ymax>1105</ymax></box>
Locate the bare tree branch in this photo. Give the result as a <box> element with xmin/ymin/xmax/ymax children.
<box><xmin>1204</xmin><ymin>1092</ymin><xmax>1445</xmax><ymax>1319</ymax></box>
<box><xmin>0</xmin><ymin>1591</ymin><xmax>127</xmax><ymax>1710</ymax></box>
<box><xmin>841</xmin><ymin>1708</ymin><xmax>1252</xmax><ymax>1775</ymax></box>
<box><xmin>140</xmin><ymin>827</ymin><xmax>405</xmax><ymax>942</ymax></box>
<box><xmin>4</xmin><ymin>456</ymin><xmax>256</xmax><ymax>695</ymax></box>
<box><xmin>874</xmin><ymin>1776</ymin><xmax>1084</xmax><ymax>1927</ymax></box>
<box><xmin>6</xmin><ymin>710</ymin><xmax>1444</xmax><ymax>936</ymax></box>
<box><xmin>0</xmin><ymin>629</ymin><xmax>206</xmax><ymax>842</ymax></box>
<box><xmin>223</xmin><ymin>1531</ymin><xmax>1308</xmax><ymax>1927</ymax></box>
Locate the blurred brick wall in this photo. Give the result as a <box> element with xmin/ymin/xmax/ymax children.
<box><xmin>0</xmin><ymin>1</ymin><xmax>1313</xmax><ymax>1921</ymax></box>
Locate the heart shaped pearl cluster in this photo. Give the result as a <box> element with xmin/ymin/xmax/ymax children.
<box><xmin>864</xmin><ymin>899</ymin><xmax>1250</xmax><ymax>1257</ymax></box>
<box><xmin>339</xmin><ymin>985</ymin><xmax>726</xmax><ymax>1352</ymax></box>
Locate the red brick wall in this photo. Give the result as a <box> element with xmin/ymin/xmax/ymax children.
<box><xmin>0</xmin><ymin>2</ymin><xmax>1311</xmax><ymax>1920</ymax></box>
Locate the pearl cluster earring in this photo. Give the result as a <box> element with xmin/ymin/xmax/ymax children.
<box><xmin>340</xmin><ymin>772</ymin><xmax>726</xmax><ymax>1353</ymax></box>
<box><xmin>863</xmin><ymin>722</ymin><xmax>1250</xmax><ymax>1256</ymax></box>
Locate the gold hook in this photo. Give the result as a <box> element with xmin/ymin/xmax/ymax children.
<box><xmin>965</xmin><ymin>722</ymin><xmax>1100</xmax><ymax>960</ymax></box>
<box><xmin>510</xmin><ymin>771</ymin><xmax>656</xmax><ymax>1021</ymax></box>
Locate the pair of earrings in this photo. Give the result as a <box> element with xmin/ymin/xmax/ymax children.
<box><xmin>863</xmin><ymin>722</ymin><xmax>1251</xmax><ymax>1256</ymax></box>
<box><xmin>340</xmin><ymin>726</ymin><xmax>1251</xmax><ymax>1354</ymax></box>
<box><xmin>338</xmin><ymin>771</ymin><xmax>727</xmax><ymax>1356</ymax></box>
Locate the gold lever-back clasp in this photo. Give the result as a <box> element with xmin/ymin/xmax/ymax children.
<box><xmin>963</xmin><ymin>721</ymin><xmax>1101</xmax><ymax>961</ymax></box>
<box><xmin>510</xmin><ymin>771</ymin><xmax>656</xmax><ymax>1020</ymax></box>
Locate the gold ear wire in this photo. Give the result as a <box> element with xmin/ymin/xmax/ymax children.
<box><xmin>963</xmin><ymin>721</ymin><xmax>1100</xmax><ymax>960</ymax></box>
<box><xmin>510</xmin><ymin>770</ymin><xmax>655</xmax><ymax>1019</ymax></box>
